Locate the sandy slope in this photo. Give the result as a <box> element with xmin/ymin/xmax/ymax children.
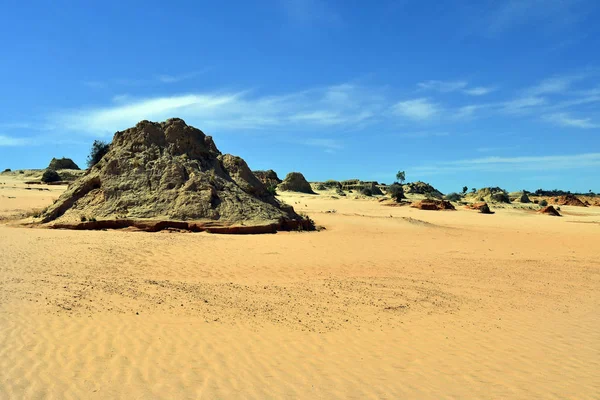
<box><xmin>1</xmin><ymin>179</ymin><xmax>599</xmax><ymax>399</ymax></box>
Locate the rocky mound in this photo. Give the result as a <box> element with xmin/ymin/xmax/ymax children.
<box><xmin>471</xmin><ymin>187</ymin><xmax>510</xmax><ymax>203</ymax></box>
<box><xmin>278</xmin><ymin>172</ymin><xmax>315</xmax><ymax>194</ymax></box>
<box><xmin>253</xmin><ymin>169</ymin><xmax>281</xmax><ymax>188</ymax></box>
<box><xmin>38</xmin><ymin>119</ymin><xmax>311</xmax><ymax>232</ymax></box>
<box><xmin>538</xmin><ymin>205</ymin><xmax>561</xmax><ymax>216</ymax></box>
<box><xmin>341</xmin><ymin>180</ymin><xmax>383</xmax><ymax>195</ymax></box>
<box><xmin>466</xmin><ymin>202</ymin><xmax>494</xmax><ymax>214</ymax></box>
<box><xmin>553</xmin><ymin>194</ymin><xmax>587</xmax><ymax>207</ymax></box>
<box><xmin>410</xmin><ymin>199</ymin><xmax>455</xmax><ymax>211</ymax></box>
<box><xmin>402</xmin><ymin>181</ymin><xmax>444</xmax><ymax>199</ymax></box>
<box><xmin>48</xmin><ymin>157</ymin><xmax>80</xmax><ymax>170</ymax></box>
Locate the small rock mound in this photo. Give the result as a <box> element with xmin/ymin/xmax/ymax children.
<box><xmin>411</xmin><ymin>199</ymin><xmax>455</xmax><ymax>211</ymax></box>
<box><xmin>278</xmin><ymin>172</ymin><xmax>315</xmax><ymax>194</ymax></box>
<box><xmin>553</xmin><ymin>194</ymin><xmax>587</xmax><ymax>207</ymax></box>
<box><xmin>253</xmin><ymin>169</ymin><xmax>282</xmax><ymax>188</ymax></box>
<box><xmin>538</xmin><ymin>205</ymin><xmax>561</xmax><ymax>216</ymax></box>
<box><xmin>48</xmin><ymin>157</ymin><xmax>80</xmax><ymax>170</ymax></box>
<box><xmin>402</xmin><ymin>181</ymin><xmax>443</xmax><ymax>199</ymax></box>
<box><xmin>466</xmin><ymin>202</ymin><xmax>494</xmax><ymax>214</ymax></box>
<box><xmin>38</xmin><ymin>119</ymin><xmax>311</xmax><ymax>232</ymax></box>
<box><xmin>471</xmin><ymin>187</ymin><xmax>510</xmax><ymax>203</ymax></box>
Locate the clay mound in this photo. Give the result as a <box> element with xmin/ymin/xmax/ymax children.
<box><xmin>411</xmin><ymin>199</ymin><xmax>455</xmax><ymax>211</ymax></box>
<box><xmin>538</xmin><ymin>205</ymin><xmax>561</xmax><ymax>216</ymax></box>
<box><xmin>253</xmin><ymin>169</ymin><xmax>281</xmax><ymax>188</ymax></box>
<box><xmin>466</xmin><ymin>202</ymin><xmax>494</xmax><ymax>214</ymax></box>
<box><xmin>554</xmin><ymin>194</ymin><xmax>587</xmax><ymax>207</ymax></box>
<box><xmin>402</xmin><ymin>181</ymin><xmax>443</xmax><ymax>199</ymax></box>
<box><xmin>38</xmin><ymin>119</ymin><xmax>311</xmax><ymax>232</ymax></box>
<box><xmin>278</xmin><ymin>172</ymin><xmax>315</xmax><ymax>194</ymax></box>
<box><xmin>48</xmin><ymin>157</ymin><xmax>80</xmax><ymax>170</ymax></box>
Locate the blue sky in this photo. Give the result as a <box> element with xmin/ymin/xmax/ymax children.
<box><xmin>1</xmin><ymin>0</ymin><xmax>599</xmax><ymax>193</ymax></box>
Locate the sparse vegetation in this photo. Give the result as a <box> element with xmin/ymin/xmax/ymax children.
<box><xmin>2</xmin><ymin>168</ymin><xmax>11</xmax><ymax>173</ymax></box>
<box><xmin>87</xmin><ymin>140</ymin><xmax>110</xmax><ymax>168</ymax></box>
<box><xmin>41</xmin><ymin>169</ymin><xmax>61</xmax><ymax>183</ymax></box>
<box><xmin>80</xmin><ymin>216</ymin><xmax>88</xmax><ymax>222</ymax></box>
<box><xmin>539</xmin><ymin>199</ymin><xmax>548</xmax><ymax>207</ymax></box>
<box><xmin>361</xmin><ymin>188</ymin><xmax>373</xmax><ymax>196</ymax></box>
<box><xmin>266</xmin><ymin>185</ymin><xmax>277</xmax><ymax>196</ymax></box>
<box><xmin>462</xmin><ymin>186</ymin><xmax>468</xmax><ymax>195</ymax></box>
<box><xmin>387</xmin><ymin>183</ymin><xmax>405</xmax><ymax>202</ymax></box>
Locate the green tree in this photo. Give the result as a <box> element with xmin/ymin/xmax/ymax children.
<box><xmin>471</xmin><ymin>187</ymin><xmax>476</xmax><ymax>193</ymax></box>
<box><xmin>395</xmin><ymin>170</ymin><xmax>406</xmax><ymax>185</ymax></box>
<box><xmin>462</xmin><ymin>186</ymin><xmax>468</xmax><ymax>195</ymax></box>
<box><xmin>87</xmin><ymin>140</ymin><xmax>110</xmax><ymax>168</ymax></box>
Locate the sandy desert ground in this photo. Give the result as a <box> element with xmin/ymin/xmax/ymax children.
<box><xmin>1</xmin><ymin>175</ymin><xmax>599</xmax><ymax>399</ymax></box>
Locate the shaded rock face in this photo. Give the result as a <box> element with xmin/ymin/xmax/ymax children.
<box><xmin>253</xmin><ymin>169</ymin><xmax>282</xmax><ymax>188</ymax></box>
<box><xmin>519</xmin><ymin>193</ymin><xmax>531</xmax><ymax>203</ymax></box>
<box><xmin>539</xmin><ymin>205</ymin><xmax>561</xmax><ymax>216</ymax></box>
<box><xmin>39</xmin><ymin>119</ymin><xmax>306</xmax><ymax>229</ymax></box>
<box><xmin>411</xmin><ymin>199</ymin><xmax>455</xmax><ymax>211</ymax></box>
<box><xmin>48</xmin><ymin>157</ymin><xmax>80</xmax><ymax>170</ymax></box>
<box><xmin>402</xmin><ymin>181</ymin><xmax>443</xmax><ymax>199</ymax></box>
<box><xmin>278</xmin><ymin>172</ymin><xmax>315</xmax><ymax>194</ymax></box>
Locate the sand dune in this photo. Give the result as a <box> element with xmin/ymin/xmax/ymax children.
<box><xmin>1</xmin><ymin>181</ymin><xmax>599</xmax><ymax>398</ymax></box>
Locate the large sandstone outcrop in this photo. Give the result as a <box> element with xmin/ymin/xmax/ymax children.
<box><xmin>38</xmin><ymin>119</ymin><xmax>312</xmax><ymax>232</ymax></box>
<box><xmin>278</xmin><ymin>172</ymin><xmax>315</xmax><ymax>194</ymax></box>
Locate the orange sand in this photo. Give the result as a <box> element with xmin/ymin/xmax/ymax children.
<box><xmin>1</xmin><ymin>177</ymin><xmax>599</xmax><ymax>399</ymax></box>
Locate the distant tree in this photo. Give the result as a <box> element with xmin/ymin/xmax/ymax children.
<box><xmin>471</xmin><ymin>187</ymin><xmax>476</xmax><ymax>193</ymax></box>
<box><xmin>462</xmin><ymin>186</ymin><xmax>468</xmax><ymax>195</ymax></box>
<box><xmin>87</xmin><ymin>140</ymin><xmax>110</xmax><ymax>168</ymax></box>
<box><xmin>395</xmin><ymin>171</ymin><xmax>406</xmax><ymax>185</ymax></box>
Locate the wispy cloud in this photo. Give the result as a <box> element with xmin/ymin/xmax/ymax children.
<box><xmin>49</xmin><ymin>84</ymin><xmax>384</xmax><ymax>135</ymax></box>
<box><xmin>0</xmin><ymin>135</ymin><xmax>30</xmax><ymax>146</ymax></box>
<box><xmin>412</xmin><ymin>152</ymin><xmax>600</xmax><ymax>175</ymax></box>
<box><xmin>544</xmin><ymin>112</ymin><xmax>599</xmax><ymax>128</ymax></box>
<box><xmin>417</xmin><ymin>80</ymin><xmax>468</xmax><ymax>93</ymax></box>
<box><xmin>486</xmin><ymin>0</ymin><xmax>584</xmax><ymax>34</ymax></box>
<box><xmin>525</xmin><ymin>75</ymin><xmax>584</xmax><ymax>96</ymax></box>
<box><xmin>83</xmin><ymin>70</ymin><xmax>207</xmax><ymax>89</ymax></box>
<box><xmin>392</xmin><ymin>98</ymin><xmax>440</xmax><ymax>120</ymax></box>
<box><xmin>302</xmin><ymin>138</ymin><xmax>343</xmax><ymax>153</ymax></box>
<box><xmin>464</xmin><ymin>86</ymin><xmax>496</xmax><ymax>96</ymax></box>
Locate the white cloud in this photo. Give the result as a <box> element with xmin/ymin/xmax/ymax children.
<box><xmin>392</xmin><ymin>98</ymin><xmax>439</xmax><ymax>120</ymax></box>
<box><xmin>464</xmin><ymin>86</ymin><xmax>496</xmax><ymax>96</ymax></box>
<box><xmin>411</xmin><ymin>152</ymin><xmax>600</xmax><ymax>175</ymax></box>
<box><xmin>417</xmin><ymin>80</ymin><xmax>468</xmax><ymax>93</ymax></box>
<box><xmin>0</xmin><ymin>135</ymin><xmax>30</xmax><ymax>146</ymax></box>
<box><xmin>49</xmin><ymin>84</ymin><xmax>384</xmax><ymax>135</ymax></box>
<box><xmin>155</xmin><ymin>70</ymin><xmax>208</xmax><ymax>83</ymax></box>
<box><xmin>544</xmin><ymin>113</ymin><xmax>599</xmax><ymax>129</ymax></box>
<box><xmin>486</xmin><ymin>0</ymin><xmax>583</xmax><ymax>34</ymax></box>
<box><xmin>502</xmin><ymin>96</ymin><xmax>547</xmax><ymax>114</ymax></box>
